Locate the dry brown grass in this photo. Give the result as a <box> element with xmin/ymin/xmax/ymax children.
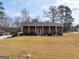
<box><xmin>0</xmin><ymin>32</ymin><xmax>79</xmax><ymax>59</ymax></box>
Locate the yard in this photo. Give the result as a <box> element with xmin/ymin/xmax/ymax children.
<box><xmin>0</xmin><ymin>32</ymin><xmax>79</xmax><ymax>59</ymax></box>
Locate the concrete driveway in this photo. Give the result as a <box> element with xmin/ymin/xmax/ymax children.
<box><xmin>0</xmin><ymin>35</ymin><xmax>12</xmax><ymax>39</ymax></box>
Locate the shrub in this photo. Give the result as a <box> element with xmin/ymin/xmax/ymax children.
<box><xmin>58</xmin><ymin>33</ymin><xmax>63</xmax><ymax>36</ymax></box>
<box><xmin>48</xmin><ymin>33</ymin><xmax>52</xmax><ymax>36</ymax></box>
<box><xmin>17</xmin><ymin>32</ymin><xmax>23</xmax><ymax>36</ymax></box>
<box><xmin>23</xmin><ymin>32</ymin><xmax>28</xmax><ymax>35</ymax></box>
<box><xmin>10</xmin><ymin>31</ymin><xmax>17</xmax><ymax>37</ymax></box>
<box><xmin>29</xmin><ymin>32</ymin><xmax>36</xmax><ymax>36</ymax></box>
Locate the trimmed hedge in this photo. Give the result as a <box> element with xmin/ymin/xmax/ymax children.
<box><xmin>23</xmin><ymin>32</ymin><xmax>37</xmax><ymax>36</ymax></box>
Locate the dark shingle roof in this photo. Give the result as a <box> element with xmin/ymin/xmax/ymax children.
<box><xmin>21</xmin><ymin>22</ymin><xmax>63</xmax><ymax>26</ymax></box>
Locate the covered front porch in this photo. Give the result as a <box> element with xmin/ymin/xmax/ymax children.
<box><xmin>21</xmin><ymin>26</ymin><xmax>63</xmax><ymax>35</ymax></box>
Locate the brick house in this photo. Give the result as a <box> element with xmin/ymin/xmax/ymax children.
<box><xmin>21</xmin><ymin>22</ymin><xmax>64</xmax><ymax>35</ymax></box>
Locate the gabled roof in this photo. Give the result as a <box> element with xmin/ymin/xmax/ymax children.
<box><xmin>21</xmin><ymin>22</ymin><xmax>63</xmax><ymax>26</ymax></box>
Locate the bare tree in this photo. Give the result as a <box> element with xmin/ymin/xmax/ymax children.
<box><xmin>44</xmin><ymin>6</ymin><xmax>60</xmax><ymax>23</ymax></box>
<box><xmin>14</xmin><ymin>17</ymin><xmax>21</xmax><ymax>27</ymax></box>
<box><xmin>21</xmin><ymin>8</ymin><xmax>31</xmax><ymax>22</ymax></box>
<box><xmin>1</xmin><ymin>14</ymin><xmax>13</xmax><ymax>27</ymax></box>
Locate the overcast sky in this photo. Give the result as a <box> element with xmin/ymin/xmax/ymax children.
<box><xmin>0</xmin><ymin>0</ymin><xmax>79</xmax><ymax>25</ymax></box>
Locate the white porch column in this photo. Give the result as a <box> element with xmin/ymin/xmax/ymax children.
<box><xmin>35</xmin><ymin>26</ymin><xmax>36</xmax><ymax>34</ymax></box>
<box><xmin>49</xmin><ymin>26</ymin><xmax>51</xmax><ymax>34</ymax></box>
<box><xmin>55</xmin><ymin>26</ymin><xmax>57</xmax><ymax>35</ymax></box>
<box><xmin>61</xmin><ymin>26</ymin><xmax>63</xmax><ymax>34</ymax></box>
<box><xmin>21</xmin><ymin>26</ymin><xmax>23</xmax><ymax>32</ymax></box>
<box><xmin>42</xmin><ymin>26</ymin><xmax>44</xmax><ymax>35</ymax></box>
<box><xmin>28</xmin><ymin>26</ymin><xmax>30</xmax><ymax>33</ymax></box>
